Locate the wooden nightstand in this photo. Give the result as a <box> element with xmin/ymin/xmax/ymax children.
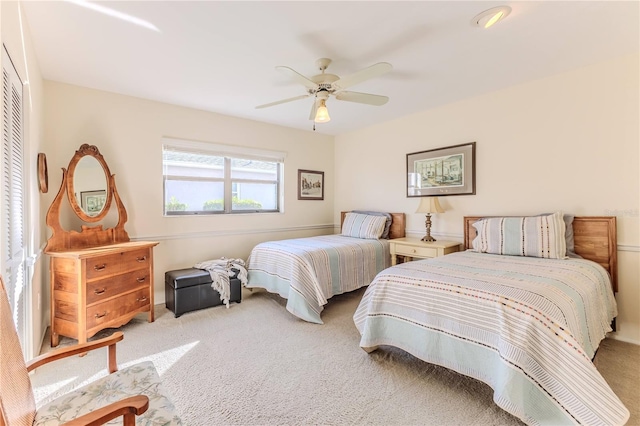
<box><xmin>389</xmin><ymin>238</ymin><xmax>461</xmax><ymax>265</ymax></box>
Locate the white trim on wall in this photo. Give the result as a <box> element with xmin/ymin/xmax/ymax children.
<box><xmin>132</xmin><ymin>223</ymin><xmax>335</xmax><ymax>242</ymax></box>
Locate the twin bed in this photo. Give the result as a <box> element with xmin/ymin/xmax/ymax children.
<box><xmin>246</xmin><ymin>212</ymin><xmax>405</xmax><ymax>323</ymax></box>
<box><xmin>246</xmin><ymin>212</ymin><xmax>629</xmax><ymax>425</ymax></box>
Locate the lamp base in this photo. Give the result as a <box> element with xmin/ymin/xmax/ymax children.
<box><xmin>421</xmin><ymin>213</ymin><xmax>436</xmax><ymax>242</ymax></box>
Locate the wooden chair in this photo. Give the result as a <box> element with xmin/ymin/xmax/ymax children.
<box><xmin>0</xmin><ymin>276</ymin><xmax>182</xmax><ymax>425</ymax></box>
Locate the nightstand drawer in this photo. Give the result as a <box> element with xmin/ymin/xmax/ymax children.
<box><xmin>394</xmin><ymin>245</ymin><xmax>439</xmax><ymax>258</ymax></box>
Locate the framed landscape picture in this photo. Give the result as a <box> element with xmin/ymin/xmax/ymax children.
<box><xmin>407</xmin><ymin>142</ymin><xmax>476</xmax><ymax>197</ymax></box>
<box><xmin>298</xmin><ymin>169</ymin><xmax>324</xmax><ymax>200</ymax></box>
<box><xmin>80</xmin><ymin>189</ymin><xmax>107</xmax><ymax>215</ymax></box>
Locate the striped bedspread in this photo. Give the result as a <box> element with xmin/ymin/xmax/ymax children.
<box><xmin>247</xmin><ymin>235</ymin><xmax>389</xmax><ymax>324</ymax></box>
<box><xmin>354</xmin><ymin>251</ymin><xmax>629</xmax><ymax>425</ymax></box>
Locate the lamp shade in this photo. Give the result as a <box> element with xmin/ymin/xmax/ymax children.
<box><xmin>416</xmin><ymin>197</ymin><xmax>444</xmax><ymax>214</ymax></box>
<box><xmin>314</xmin><ymin>99</ymin><xmax>331</xmax><ymax>123</ymax></box>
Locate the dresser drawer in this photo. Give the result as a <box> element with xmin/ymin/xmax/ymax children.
<box><xmin>85</xmin><ymin>248</ymin><xmax>151</xmax><ymax>280</ymax></box>
<box><xmin>86</xmin><ymin>268</ymin><xmax>150</xmax><ymax>305</ymax></box>
<box><xmin>394</xmin><ymin>245</ymin><xmax>438</xmax><ymax>258</ymax></box>
<box><xmin>86</xmin><ymin>287</ymin><xmax>150</xmax><ymax>329</ymax></box>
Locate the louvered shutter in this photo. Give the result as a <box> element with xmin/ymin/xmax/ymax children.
<box><xmin>1</xmin><ymin>46</ymin><xmax>26</xmax><ymax>353</ymax></box>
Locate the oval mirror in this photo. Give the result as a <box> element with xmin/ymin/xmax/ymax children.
<box><xmin>66</xmin><ymin>145</ymin><xmax>113</xmax><ymax>222</ymax></box>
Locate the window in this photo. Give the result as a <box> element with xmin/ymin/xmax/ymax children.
<box><xmin>162</xmin><ymin>138</ymin><xmax>285</xmax><ymax>215</ymax></box>
<box><xmin>1</xmin><ymin>46</ymin><xmax>27</xmax><ymax>355</ymax></box>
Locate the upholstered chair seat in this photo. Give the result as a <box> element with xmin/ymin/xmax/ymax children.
<box><xmin>33</xmin><ymin>361</ymin><xmax>181</xmax><ymax>425</ymax></box>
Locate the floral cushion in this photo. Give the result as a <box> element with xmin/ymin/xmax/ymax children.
<box><xmin>34</xmin><ymin>361</ymin><xmax>182</xmax><ymax>425</ymax></box>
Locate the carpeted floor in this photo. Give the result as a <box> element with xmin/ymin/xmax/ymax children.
<box><xmin>32</xmin><ymin>287</ymin><xmax>638</xmax><ymax>425</ymax></box>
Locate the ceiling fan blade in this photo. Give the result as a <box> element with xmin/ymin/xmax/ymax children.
<box><xmin>276</xmin><ymin>66</ymin><xmax>318</xmax><ymax>91</ymax></box>
<box><xmin>308</xmin><ymin>99</ymin><xmax>317</xmax><ymax>120</ymax></box>
<box><xmin>256</xmin><ymin>94</ymin><xmax>311</xmax><ymax>109</ymax></box>
<box><xmin>332</xmin><ymin>62</ymin><xmax>393</xmax><ymax>91</ymax></box>
<box><xmin>335</xmin><ymin>91</ymin><xmax>389</xmax><ymax>106</ymax></box>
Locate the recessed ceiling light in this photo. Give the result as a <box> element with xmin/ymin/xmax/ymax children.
<box><xmin>472</xmin><ymin>6</ymin><xmax>512</xmax><ymax>29</ymax></box>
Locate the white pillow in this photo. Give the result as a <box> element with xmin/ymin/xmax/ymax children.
<box><xmin>472</xmin><ymin>212</ymin><xmax>567</xmax><ymax>259</ymax></box>
<box><xmin>341</xmin><ymin>213</ymin><xmax>387</xmax><ymax>239</ymax></box>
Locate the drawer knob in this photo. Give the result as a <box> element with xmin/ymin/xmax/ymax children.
<box><xmin>137</xmin><ymin>296</ymin><xmax>148</xmax><ymax>302</ymax></box>
<box><xmin>94</xmin><ymin>288</ymin><xmax>106</xmax><ymax>295</ymax></box>
<box><xmin>136</xmin><ymin>256</ymin><xmax>147</xmax><ymax>262</ymax></box>
<box><xmin>94</xmin><ymin>264</ymin><xmax>107</xmax><ymax>271</ymax></box>
<box><xmin>412</xmin><ymin>249</ymin><xmax>417</xmax><ymax>253</ymax></box>
<box><xmin>136</xmin><ymin>277</ymin><xmax>146</xmax><ymax>283</ymax></box>
<box><xmin>95</xmin><ymin>311</ymin><xmax>107</xmax><ymax>319</ymax></box>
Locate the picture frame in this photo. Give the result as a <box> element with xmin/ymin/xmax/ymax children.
<box><xmin>406</xmin><ymin>142</ymin><xmax>476</xmax><ymax>197</ymax></box>
<box><xmin>298</xmin><ymin>169</ymin><xmax>324</xmax><ymax>200</ymax></box>
<box><xmin>37</xmin><ymin>152</ymin><xmax>48</xmax><ymax>193</ymax></box>
<box><xmin>80</xmin><ymin>189</ymin><xmax>107</xmax><ymax>215</ymax></box>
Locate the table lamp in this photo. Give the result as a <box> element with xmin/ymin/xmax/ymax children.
<box><xmin>416</xmin><ymin>197</ymin><xmax>445</xmax><ymax>242</ymax></box>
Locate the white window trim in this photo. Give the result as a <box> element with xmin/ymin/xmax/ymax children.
<box><xmin>163</xmin><ymin>137</ymin><xmax>287</xmax><ymax>163</ymax></box>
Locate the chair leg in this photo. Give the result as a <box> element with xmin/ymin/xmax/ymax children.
<box><xmin>123</xmin><ymin>413</ymin><xmax>135</xmax><ymax>426</ymax></box>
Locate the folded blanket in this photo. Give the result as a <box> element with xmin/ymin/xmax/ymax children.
<box><xmin>194</xmin><ymin>258</ymin><xmax>247</xmax><ymax>308</ymax></box>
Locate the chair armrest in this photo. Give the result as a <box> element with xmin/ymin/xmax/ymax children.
<box><xmin>26</xmin><ymin>332</ymin><xmax>124</xmax><ymax>373</ymax></box>
<box><xmin>60</xmin><ymin>395</ymin><xmax>149</xmax><ymax>426</ymax></box>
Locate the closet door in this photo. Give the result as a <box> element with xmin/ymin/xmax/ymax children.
<box><xmin>1</xmin><ymin>45</ymin><xmax>27</xmax><ymax>356</ymax></box>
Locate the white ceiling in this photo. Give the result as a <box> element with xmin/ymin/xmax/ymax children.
<box><xmin>21</xmin><ymin>1</ymin><xmax>640</xmax><ymax>136</ymax></box>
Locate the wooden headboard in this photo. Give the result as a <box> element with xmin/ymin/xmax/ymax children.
<box><xmin>340</xmin><ymin>212</ymin><xmax>406</xmax><ymax>239</ymax></box>
<box><xmin>463</xmin><ymin>216</ymin><xmax>618</xmax><ymax>292</ymax></box>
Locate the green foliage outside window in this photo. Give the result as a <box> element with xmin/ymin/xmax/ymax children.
<box><xmin>165</xmin><ymin>196</ymin><xmax>187</xmax><ymax>211</ymax></box>
<box><xmin>203</xmin><ymin>197</ymin><xmax>262</xmax><ymax>210</ymax></box>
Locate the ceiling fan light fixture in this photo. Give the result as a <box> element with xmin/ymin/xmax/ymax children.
<box><xmin>314</xmin><ymin>99</ymin><xmax>331</xmax><ymax>123</ymax></box>
<box><xmin>472</xmin><ymin>6</ymin><xmax>511</xmax><ymax>29</ymax></box>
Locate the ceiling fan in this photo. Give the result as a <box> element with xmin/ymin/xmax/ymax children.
<box><xmin>256</xmin><ymin>58</ymin><xmax>392</xmax><ymax>125</ymax></box>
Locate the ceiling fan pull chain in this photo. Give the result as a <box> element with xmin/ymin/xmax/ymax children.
<box><xmin>313</xmin><ymin>93</ymin><xmax>318</xmax><ymax>131</ymax></box>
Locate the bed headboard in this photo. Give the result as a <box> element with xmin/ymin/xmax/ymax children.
<box><xmin>340</xmin><ymin>212</ymin><xmax>406</xmax><ymax>239</ymax></box>
<box><xmin>463</xmin><ymin>216</ymin><xmax>618</xmax><ymax>292</ymax></box>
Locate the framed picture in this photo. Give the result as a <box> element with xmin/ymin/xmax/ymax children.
<box><xmin>407</xmin><ymin>142</ymin><xmax>476</xmax><ymax>197</ymax></box>
<box><xmin>298</xmin><ymin>169</ymin><xmax>324</xmax><ymax>200</ymax></box>
<box><xmin>80</xmin><ymin>190</ymin><xmax>107</xmax><ymax>215</ymax></box>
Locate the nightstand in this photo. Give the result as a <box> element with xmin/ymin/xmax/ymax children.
<box><xmin>389</xmin><ymin>238</ymin><xmax>461</xmax><ymax>265</ymax></box>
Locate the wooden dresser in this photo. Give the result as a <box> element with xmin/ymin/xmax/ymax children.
<box><xmin>48</xmin><ymin>241</ymin><xmax>158</xmax><ymax>346</ymax></box>
<box><xmin>44</xmin><ymin>144</ymin><xmax>159</xmax><ymax>346</ymax></box>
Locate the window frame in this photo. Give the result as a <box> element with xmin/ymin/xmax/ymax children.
<box><xmin>162</xmin><ymin>138</ymin><xmax>285</xmax><ymax>216</ymax></box>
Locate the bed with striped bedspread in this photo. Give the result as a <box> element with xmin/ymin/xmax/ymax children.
<box><xmin>247</xmin><ymin>235</ymin><xmax>390</xmax><ymax>324</ymax></box>
<box><xmin>354</xmin><ymin>251</ymin><xmax>629</xmax><ymax>425</ymax></box>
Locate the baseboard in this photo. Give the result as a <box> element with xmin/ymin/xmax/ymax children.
<box><xmin>606</xmin><ymin>332</ymin><xmax>640</xmax><ymax>346</ymax></box>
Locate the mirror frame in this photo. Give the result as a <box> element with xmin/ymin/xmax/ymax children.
<box><xmin>66</xmin><ymin>144</ymin><xmax>113</xmax><ymax>222</ymax></box>
<box><xmin>44</xmin><ymin>144</ymin><xmax>130</xmax><ymax>253</ymax></box>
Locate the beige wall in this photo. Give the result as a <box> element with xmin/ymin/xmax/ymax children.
<box><xmin>43</xmin><ymin>81</ymin><xmax>335</xmax><ymax>313</ymax></box>
<box><xmin>1</xmin><ymin>1</ymin><xmax>46</xmax><ymax>359</ymax></box>
<box><xmin>334</xmin><ymin>53</ymin><xmax>640</xmax><ymax>344</ymax></box>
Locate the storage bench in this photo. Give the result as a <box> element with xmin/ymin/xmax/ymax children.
<box><xmin>165</xmin><ymin>268</ymin><xmax>242</xmax><ymax>318</ymax></box>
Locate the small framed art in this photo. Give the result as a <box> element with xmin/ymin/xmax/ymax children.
<box><xmin>80</xmin><ymin>190</ymin><xmax>107</xmax><ymax>215</ymax></box>
<box><xmin>298</xmin><ymin>169</ymin><xmax>324</xmax><ymax>200</ymax></box>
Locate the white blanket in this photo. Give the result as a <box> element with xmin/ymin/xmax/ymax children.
<box><xmin>194</xmin><ymin>258</ymin><xmax>247</xmax><ymax>308</ymax></box>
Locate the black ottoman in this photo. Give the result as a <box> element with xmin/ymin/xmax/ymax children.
<box><xmin>165</xmin><ymin>268</ymin><xmax>242</xmax><ymax>318</ymax></box>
